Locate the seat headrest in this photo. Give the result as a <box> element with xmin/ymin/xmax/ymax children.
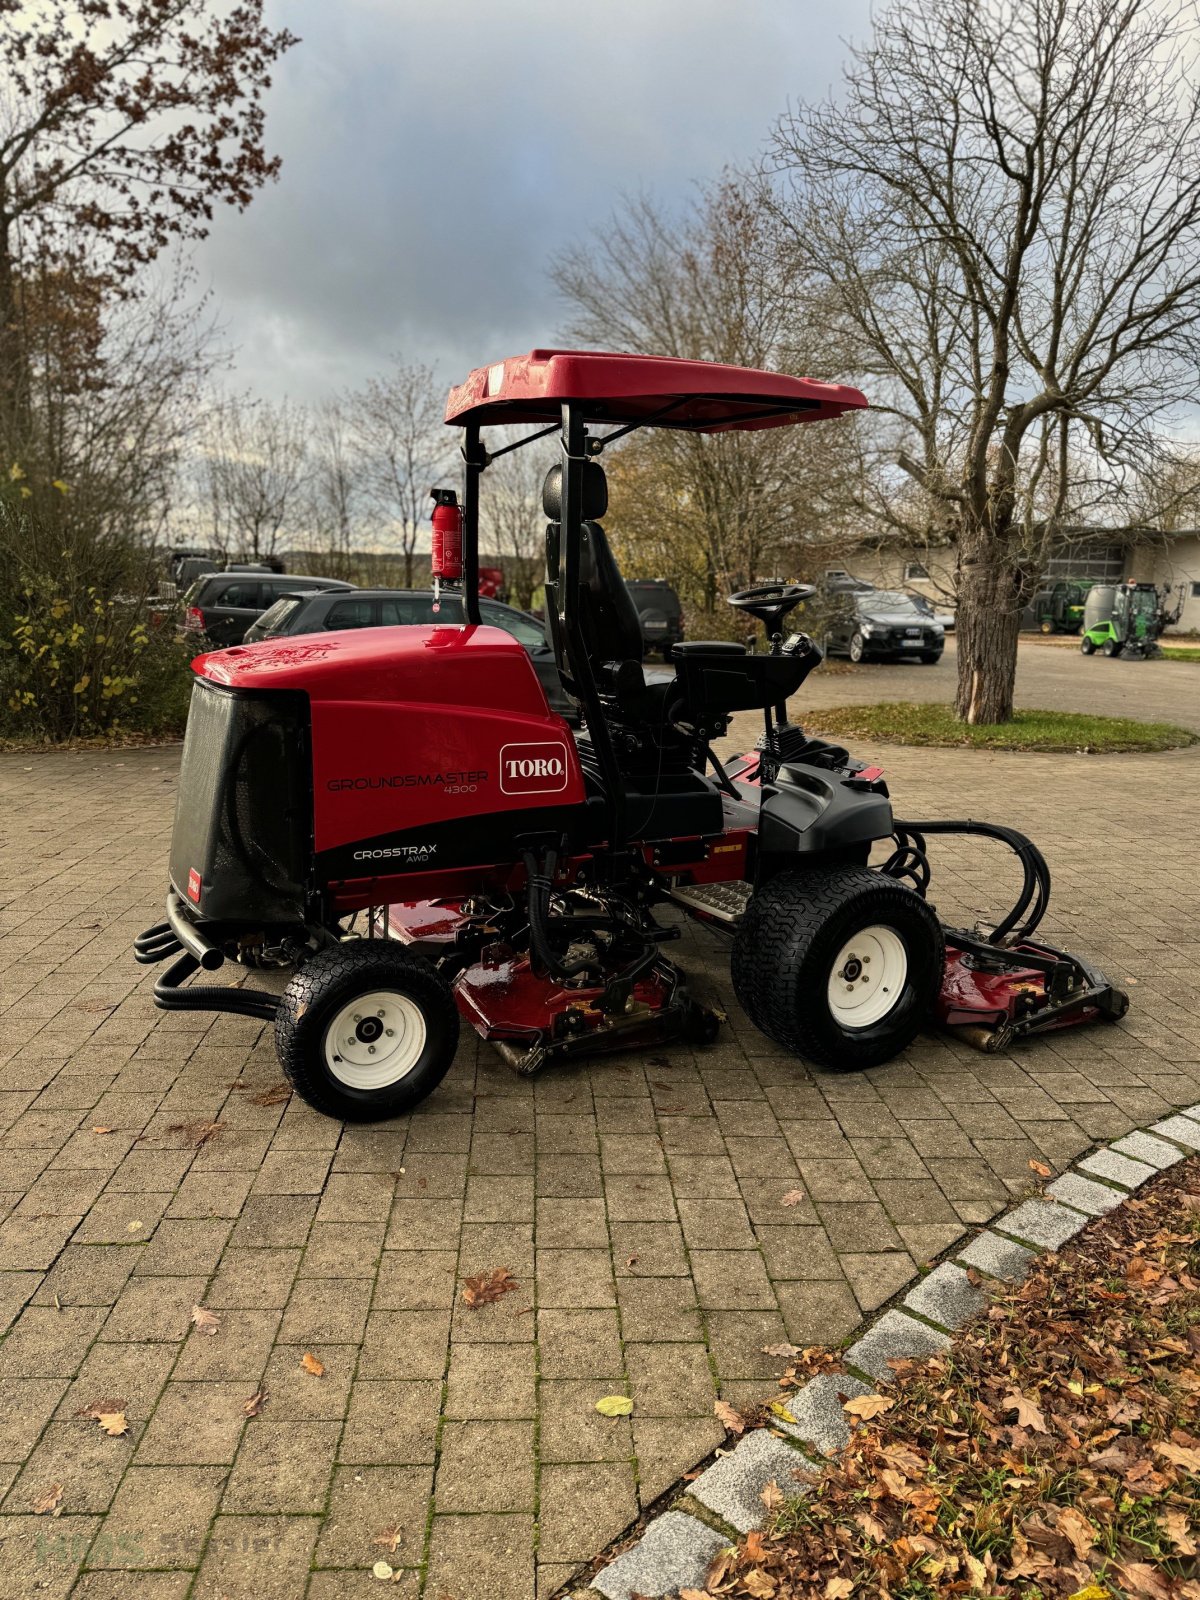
<box><xmin>542</xmin><ymin>460</ymin><xmax>608</xmax><ymax>521</ymax></box>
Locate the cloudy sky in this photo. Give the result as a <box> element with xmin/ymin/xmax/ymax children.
<box><xmin>191</xmin><ymin>0</ymin><xmax>874</xmax><ymax>404</ymax></box>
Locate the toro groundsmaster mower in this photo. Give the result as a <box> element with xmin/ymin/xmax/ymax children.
<box><xmin>135</xmin><ymin>350</ymin><xmax>1127</xmax><ymax>1121</ymax></box>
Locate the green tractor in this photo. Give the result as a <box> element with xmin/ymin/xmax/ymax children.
<box><xmin>1079</xmin><ymin>581</ymin><xmax>1184</xmax><ymax>659</ymax></box>
<box><xmin>1033</xmin><ymin>580</ymin><xmax>1088</xmax><ymax>634</ymax></box>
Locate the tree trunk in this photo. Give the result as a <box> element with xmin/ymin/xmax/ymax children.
<box><xmin>954</xmin><ymin>541</ymin><xmax>1023</xmax><ymax>724</ymax></box>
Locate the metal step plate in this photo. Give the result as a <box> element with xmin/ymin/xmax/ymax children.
<box><xmin>667</xmin><ymin>880</ymin><xmax>752</xmax><ymax>927</ymax></box>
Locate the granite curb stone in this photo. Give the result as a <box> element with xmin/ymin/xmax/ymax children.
<box><xmin>1110</xmin><ymin>1130</ymin><xmax>1187</xmax><ymax>1169</ymax></box>
<box><xmin>843</xmin><ymin>1309</ymin><xmax>952</xmax><ymax>1381</ymax></box>
<box><xmin>588</xmin><ymin>1510</ymin><xmax>729</xmax><ymax>1600</ymax></box>
<box><xmin>991</xmin><ymin>1198</ymin><xmax>1088</xmax><ymax>1251</ymax></box>
<box><xmin>901</xmin><ymin>1262</ymin><xmax>985</xmax><ymax>1331</ymax></box>
<box><xmin>690</xmin><ymin>1429</ymin><xmax>810</xmax><ymax>1533</ymax></box>
<box><xmin>954</xmin><ymin>1231</ymin><xmax>1036</xmax><ymax>1284</ymax></box>
<box><xmin>1148</xmin><ymin>1115</ymin><xmax>1200</xmax><ymax>1151</ymax></box>
<box><xmin>1077</xmin><ymin>1149</ymin><xmax>1156</xmax><ymax>1190</ymax></box>
<box><xmin>1047</xmin><ymin>1172</ymin><xmax>1125</xmax><ymax>1216</ymax></box>
<box><xmin>773</xmin><ymin>1372</ymin><xmax>870</xmax><ymax>1458</ymax></box>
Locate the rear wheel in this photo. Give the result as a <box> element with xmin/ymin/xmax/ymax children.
<box><xmin>1040</xmin><ymin>619</ymin><xmax>1054</xmax><ymax>634</ymax></box>
<box><xmin>1102</xmin><ymin>638</ymin><xmax>1122</xmax><ymax>657</ymax></box>
<box><xmin>276</xmin><ymin>941</ymin><xmax>459</xmax><ymax>1122</ymax></box>
<box><xmin>732</xmin><ymin>867</ymin><xmax>944</xmax><ymax>1070</ymax></box>
<box><xmin>1080</xmin><ymin>636</ymin><xmax>1096</xmax><ymax>654</ymax></box>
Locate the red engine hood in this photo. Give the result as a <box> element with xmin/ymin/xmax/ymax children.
<box><xmin>193</xmin><ymin>623</ymin><xmax>544</xmax><ymax>711</ymax></box>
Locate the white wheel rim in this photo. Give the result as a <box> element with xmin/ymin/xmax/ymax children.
<box><xmin>323</xmin><ymin>989</ymin><xmax>427</xmax><ymax>1089</ymax></box>
<box><xmin>827</xmin><ymin>926</ymin><xmax>908</xmax><ymax>1029</ymax></box>
<box><xmin>850</xmin><ymin>634</ymin><xmax>863</xmax><ymax>661</ymax></box>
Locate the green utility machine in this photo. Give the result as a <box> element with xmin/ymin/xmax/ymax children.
<box><xmin>1033</xmin><ymin>580</ymin><xmax>1088</xmax><ymax>634</ymax></box>
<box><xmin>1079</xmin><ymin>581</ymin><xmax>1184</xmax><ymax>658</ymax></box>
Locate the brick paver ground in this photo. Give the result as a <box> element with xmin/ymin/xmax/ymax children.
<box><xmin>1</xmin><ymin>644</ymin><xmax>1197</xmax><ymax>1600</ymax></box>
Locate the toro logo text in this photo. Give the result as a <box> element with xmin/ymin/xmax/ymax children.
<box><xmin>499</xmin><ymin>741</ymin><xmax>570</xmax><ymax>796</ymax></box>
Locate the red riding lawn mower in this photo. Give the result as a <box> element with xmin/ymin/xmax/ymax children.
<box><xmin>135</xmin><ymin>350</ymin><xmax>1128</xmax><ymax>1121</ymax></box>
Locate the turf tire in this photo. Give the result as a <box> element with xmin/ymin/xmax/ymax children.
<box><xmin>1080</xmin><ymin>637</ymin><xmax>1096</xmax><ymax>654</ymax></box>
<box><xmin>732</xmin><ymin>866</ymin><xmax>944</xmax><ymax>1071</ymax></box>
<box><xmin>275</xmin><ymin>941</ymin><xmax>459</xmax><ymax>1122</ymax></box>
<box><xmin>1102</xmin><ymin>638</ymin><xmax>1122</xmax><ymax>657</ymax></box>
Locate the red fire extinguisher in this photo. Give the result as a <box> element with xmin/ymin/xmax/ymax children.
<box><xmin>430</xmin><ymin>488</ymin><xmax>463</xmax><ymax>586</ymax></box>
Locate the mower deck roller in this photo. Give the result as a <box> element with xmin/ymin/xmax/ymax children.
<box><xmin>135</xmin><ymin>349</ymin><xmax>1127</xmax><ymax>1121</ymax></box>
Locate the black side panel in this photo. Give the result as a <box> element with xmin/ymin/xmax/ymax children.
<box><xmin>757</xmin><ymin>762</ymin><xmax>893</xmax><ymax>866</ymax></box>
<box><xmin>169</xmin><ymin>681</ymin><xmax>310</xmax><ymax>924</ymax></box>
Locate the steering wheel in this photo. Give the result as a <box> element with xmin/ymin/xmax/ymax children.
<box><xmin>727</xmin><ymin>582</ymin><xmax>814</xmax><ymax>632</ymax></box>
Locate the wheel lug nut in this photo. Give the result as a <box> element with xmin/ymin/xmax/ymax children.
<box><xmin>386</xmin><ymin>1029</ymin><xmax>395</xmax><ymax>1037</ymax></box>
<box><xmin>378</xmin><ymin>1010</ymin><xmax>385</xmax><ymax>1018</ymax></box>
<box><xmin>368</xmin><ymin>1045</ymin><xmax>376</xmax><ymax>1054</ymax></box>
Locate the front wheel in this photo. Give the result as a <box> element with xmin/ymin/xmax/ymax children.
<box><xmin>1080</xmin><ymin>637</ymin><xmax>1096</xmax><ymax>655</ymax></box>
<box><xmin>919</xmin><ymin>652</ymin><xmax>942</xmax><ymax>665</ymax></box>
<box><xmin>276</xmin><ymin>941</ymin><xmax>459</xmax><ymax>1122</ymax></box>
<box><xmin>1102</xmin><ymin>638</ymin><xmax>1122</xmax><ymax>657</ymax></box>
<box><xmin>732</xmin><ymin>867</ymin><xmax>944</xmax><ymax>1071</ymax></box>
<box><xmin>848</xmin><ymin>632</ymin><xmax>866</xmax><ymax>663</ymax></box>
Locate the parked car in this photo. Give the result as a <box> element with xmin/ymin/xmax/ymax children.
<box><xmin>824</xmin><ymin>590</ymin><xmax>945</xmax><ymax>663</ymax></box>
<box><xmin>625</xmin><ymin>579</ymin><xmax>684</xmax><ymax>659</ymax></box>
<box><xmin>905</xmin><ymin>590</ymin><xmax>957</xmax><ymax>633</ymax></box>
<box><xmin>182</xmin><ymin>572</ymin><xmax>354</xmax><ymax>647</ymax></box>
<box><xmin>243</xmin><ymin>587</ymin><xmax>577</xmax><ymax>722</ymax></box>
<box><xmin>821</xmin><ymin>567</ymin><xmax>875</xmax><ymax>593</ymax></box>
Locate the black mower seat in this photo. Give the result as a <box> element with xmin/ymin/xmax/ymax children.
<box><xmin>670</xmin><ymin>640</ymin><xmax>818</xmax><ymax>715</ymax></box>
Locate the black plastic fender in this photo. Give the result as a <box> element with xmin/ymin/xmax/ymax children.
<box><xmin>756</xmin><ymin>761</ymin><xmax>894</xmax><ymax>874</ymax></box>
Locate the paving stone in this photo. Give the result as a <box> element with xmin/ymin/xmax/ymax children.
<box><xmin>901</xmin><ymin>1262</ymin><xmax>985</xmax><ymax>1330</ymax></box>
<box><xmin>955</xmin><ymin>1230</ymin><xmax>1036</xmax><ymax>1284</ymax></box>
<box><xmin>690</xmin><ymin>1427</ymin><xmax>809</xmax><ymax>1532</ymax></box>
<box><xmin>1047</xmin><ymin>1172</ymin><xmax>1125</xmax><ymax>1216</ymax></box>
<box><xmin>1110</xmin><ymin>1130</ymin><xmax>1187</xmax><ymax>1169</ymax></box>
<box><xmin>992</xmin><ymin>1198</ymin><xmax>1089</xmax><ymax>1251</ymax></box>
<box><xmin>590</xmin><ymin>1510</ymin><xmax>728</xmax><ymax>1599</ymax></box>
<box><xmin>1077</xmin><ymin>1148</ymin><xmax>1157</xmax><ymax>1189</ymax></box>
<box><xmin>844</xmin><ymin>1309</ymin><xmax>951</xmax><ymax>1382</ymax></box>
<box><xmin>1148</xmin><ymin>1114</ymin><xmax>1200</xmax><ymax>1151</ymax></box>
<box><xmin>773</xmin><ymin>1372</ymin><xmax>870</xmax><ymax>1457</ymax></box>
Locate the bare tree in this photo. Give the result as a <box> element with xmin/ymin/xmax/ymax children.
<box><xmin>349</xmin><ymin>361</ymin><xmax>449</xmax><ymax>587</ymax></box>
<box><xmin>201</xmin><ymin>395</ymin><xmax>311</xmax><ymax>562</ymax></box>
<box><xmin>768</xmin><ymin>0</ymin><xmax>1200</xmax><ymax>722</ymax></box>
<box><xmin>552</xmin><ymin>183</ymin><xmax>867</xmax><ymax>619</ymax></box>
<box><xmin>305</xmin><ymin>397</ymin><xmax>361</xmax><ymax>579</ymax></box>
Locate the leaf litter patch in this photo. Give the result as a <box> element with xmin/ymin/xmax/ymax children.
<box><xmin>704</xmin><ymin>1157</ymin><xmax>1200</xmax><ymax>1600</ymax></box>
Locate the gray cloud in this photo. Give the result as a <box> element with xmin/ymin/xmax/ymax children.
<box><xmin>194</xmin><ymin>0</ymin><xmax>873</xmax><ymax>401</ymax></box>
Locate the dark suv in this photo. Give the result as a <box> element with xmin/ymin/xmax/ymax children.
<box><xmin>243</xmin><ymin>588</ymin><xmax>576</xmax><ymax>722</ymax></box>
<box><xmin>182</xmin><ymin>572</ymin><xmax>354</xmax><ymax>647</ymax></box>
<box><xmin>625</xmin><ymin>579</ymin><xmax>684</xmax><ymax>660</ymax></box>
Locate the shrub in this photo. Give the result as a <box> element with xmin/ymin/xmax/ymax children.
<box><xmin>0</xmin><ymin>494</ymin><xmax>192</xmax><ymax>743</ymax></box>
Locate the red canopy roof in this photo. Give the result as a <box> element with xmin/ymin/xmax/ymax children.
<box><xmin>444</xmin><ymin>348</ymin><xmax>867</xmax><ymax>431</ymax></box>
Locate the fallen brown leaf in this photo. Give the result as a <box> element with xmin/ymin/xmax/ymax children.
<box><xmin>31</xmin><ymin>1483</ymin><xmax>63</xmax><ymax>1516</ymax></box>
<box><xmin>242</xmin><ymin>1386</ymin><xmax>267</xmax><ymax>1417</ymax></box>
<box><xmin>1154</xmin><ymin>1439</ymin><xmax>1200</xmax><ymax>1472</ymax></box>
<box><xmin>168</xmin><ymin>1119</ymin><xmax>224</xmax><ymax>1147</ymax></box>
<box><xmin>300</xmin><ymin>1351</ymin><xmax>325</xmax><ymax>1377</ymax></box>
<box><xmin>714</xmin><ymin>1398</ymin><xmax>746</xmax><ymax>1434</ymax></box>
<box><xmin>1159</xmin><ymin>1506</ymin><xmax>1199</xmax><ymax>1555</ymax></box>
<box><xmin>761</xmin><ymin>1343</ymin><xmax>802</xmax><ymax>1359</ymax></box>
<box><xmin>760</xmin><ymin>1478</ymin><xmax>784</xmax><ymax>1512</ymax></box>
<box><xmin>95</xmin><ymin>1412</ymin><xmax>128</xmax><ymax>1437</ymax></box>
<box><xmin>1028</xmin><ymin>1158</ymin><xmax>1052</xmax><ymax>1178</ymax></box>
<box><xmin>461</xmin><ymin>1266</ymin><xmax>519</xmax><ymax>1308</ymax></box>
<box><xmin>91</xmin><ymin>1126</ymin><xmax>114</xmax><ymax>1135</ymax></box>
<box><xmin>190</xmin><ymin>1304</ymin><xmax>221</xmax><ymax>1336</ymax></box>
<box><xmin>1002</xmin><ymin>1388</ymin><xmax>1049</xmax><ymax>1433</ymax></box>
<box><xmin>843</xmin><ymin>1393</ymin><xmax>894</xmax><ymax>1420</ymax></box>
<box><xmin>780</xmin><ymin>1188</ymin><xmax>806</xmax><ymax>1207</ymax></box>
<box><xmin>373</xmin><ymin>1526</ymin><xmax>403</xmax><ymax>1553</ymax></box>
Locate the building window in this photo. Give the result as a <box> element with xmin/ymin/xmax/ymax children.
<box><xmin>1192</xmin><ymin>582</ymin><xmax>1200</xmax><ymax>598</ymax></box>
<box><xmin>904</xmin><ymin>561</ymin><xmax>929</xmax><ymax>580</ymax></box>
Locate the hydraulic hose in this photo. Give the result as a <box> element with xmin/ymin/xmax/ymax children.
<box><xmin>522</xmin><ymin>848</ymin><xmax>602</xmax><ymax>982</ymax></box>
<box><xmin>892</xmin><ymin>818</ymin><xmax>1051</xmax><ymax>944</ymax></box>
